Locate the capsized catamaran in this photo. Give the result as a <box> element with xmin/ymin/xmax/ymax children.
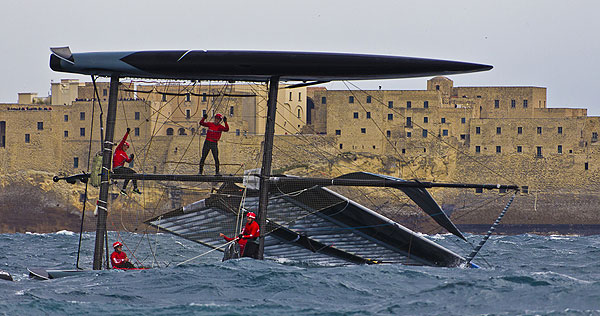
<box><xmin>35</xmin><ymin>46</ymin><xmax>515</xmax><ymax>278</ymax></box>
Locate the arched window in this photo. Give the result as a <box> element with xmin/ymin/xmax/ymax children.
<box><xmin>166</xmin><ymin>128</ymin><xmax>174</xmax><ymax>136</ymax></box>
<box><xmin>178</xmin><ymin>128</ymin><xmax>186</xmax><ymax>135</ymax></box>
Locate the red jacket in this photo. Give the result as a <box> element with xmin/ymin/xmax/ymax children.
<box><xmin>111</xmin><ymin>250</ymin><xmax>129</xmax><ymax>268</ymax></box>
<box><xmin>223</xmin><ymin>220</ymin><xmax>260</xmax><ymax>248</ymax></box>
<box><xmin>113</xmin><ymin>131</ymin><xmax>131</xmax><ymax>168</ymax></box>
<box><xmin>200</xmin><ymin>118</ymin><xmax>229</xmax><ymax>143</ymax></box>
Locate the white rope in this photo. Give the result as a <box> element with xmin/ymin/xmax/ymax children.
<box><xmin>176</xmin><ymin>239</ymin><xmax>237</xmax><ymax>266</ymax></box>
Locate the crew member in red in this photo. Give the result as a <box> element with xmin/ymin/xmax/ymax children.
<box><xmin>113</xmin><ymin>128</ymin><xmax>141</xmax><ymax>195</ymax></box>
<box><xmin>220</xmin><ymin>211</ymin><xmax>260</xmax><ymax>258</ymax></box>
<box><xmin>110</xmin><ymin>242</ymin><xmax>136</xmax><ymax>269</ymax></box>
<box><xmin>198</xmin><ymin>113</ymin><xmax>229</xmax><ymax>175</ymax></box>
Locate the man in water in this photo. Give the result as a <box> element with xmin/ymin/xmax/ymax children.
<box><xmin>198</xmin><ymin>113</ymin><xmax>229</xmax><ymax>175</ymax></box>
<box><xmin>113</xmin><ymin>128</ymin><xmax>141</xmax><ymax>195</ymax></box>
<box><xmin>110</xmin><ymin>241</ymin><xmax>136</xmax><ymax>269</ymax></box>
<box><xmin>220</xmin><ymin>211</ymin><xmax>260</xmax><ymax>258</ymax></box>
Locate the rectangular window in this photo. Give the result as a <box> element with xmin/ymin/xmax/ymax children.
<box><xmin>353</xmin><ymin>112</ymin><xmax>359</xmax><ymax>119</ymax></box>
<box><xmin>406</xmin><ymin>132</ymin><xmax>412</xmax><ymax>138</ymax></box>
<box><xmin>558</xmin><ymin>126</ymin><xmax>563</xmax><ymax>134</ymax></box>
<box><xmin>536</xmin><ymin>146</ymin><xmax>543</xmax><ymax>157</ymax></box>
<box><xmin>476</xmin><ymin>126</ymin><xmax>481</xmax><ymax>134</ymax></box>
<box><xmin>236</xmin><ymin>129</ymin><xmax>240</xmax><ymax>136</ymax></box>
<box><xmin>496</xmin><ymin>146</ymin><xmax>501</xmax><ymax>153</ymax></box>
<box><xmin>461</xmin><ymin>117</ymin><xmax>466</xmax><ymax>124</ymax></box>
<box><xmin>406</xmin><ymin>101</ymin><xmax>412</xmax><ymax>108</ymax></box>
<box><xmin>64</xmin><ymin>130</ymin><xmax>68</xmax><ymax>138</ymax></box>
<box><xmin>74</xmin><ymin>157</ymin><xmax>79</xmax><ymax>168</ymax></box>
<box><xmin>64</xmin><ymin>115</ymin><xmax>69</xmax><ymax>122</ymax></box>
<box><xmin>339</xmin><ymin>143</ymin><xmax>343</xmax><ymax>150</ymax></box>
<box><xmin>585</xmin><ymin>162</ymin><xmax>589</xmax><ymax>170</ymax></box>
<box><xmin>387</xmin><ymin>114</ymin><xmax>393</xmax><ymax>121</ymax></box>
<box><xmin>25</xmin><ymin>134</ymin><xmax>30</xmax><ymax>143</ymax></box>
<box><xmin>202</xmin><ymin>93</ymin><xmax>207</xmax><ymax>102</ymax></box>
<box><xmin>80</xmin><ymin>112</ymin><xmax>85</xmax><ymax>120</ymax></box>
<box><xmin>186</xmin><ymin>109</ymin><xmax>191</xmax><ymax>119</ymax></box>
<box><xmin>386</xmin><ymin>130</ymin><xmax>391</xmax><ymax>137</ymax></box>
<box><xmin>537</xmin><ymin>127</ymin><xmax>542</xmax><ymax>134</ymax></box>
<box><xmin>388</xmin><ymin>101</ymin><xmax>393</xmax><ymax>109</ymax></box>
<box><xmin>558</xmin><ymin>145</ymin><xmax>563</xmax><ymax>154</ymax></box>
<box><xmin>523</xmin><ymin>100</ymin><xmax>528</xmax><ymax>108</ymax></box>
<box><xmin>202</xmin><ymin>109</ymin><xmax>207</xmax><ymax>117</ymax></box>
<box><xmin>441</xmin><ymin>118</ymin><xmax>446</xmax><ymax>123</ymax></box>
<box><xmin>361</xmin><ymin>128</ymin><xmax>366</xmax><ymax>134</ymax></box>
<box><xmin>518</xmin><ymin>127</ymin><xmax>523</xmax><ymax>134</ymax></box>
<box><xmin>402</xmin><ymin>148</ymin><xmax>406</xmax><ymax>154</ymax></box>
<box><xmin>460</xmin><ymin>134</ymin><xmax>466</xmax><ymax>140</ymax></box>
<box><xmin>134</xmin><ymin>127</ymin><xmax>140</xmax><ymax>137</ymax></box>
<box><xmin>424</xmin><ymin>101</ymin><xmax>429</xmax><ymax>108</ymax></box>
<box><xmin>321</xmin><ymin>96</ymin><xmax>327</xmax><ymax>104</ymax></box>
<box><xmin>422</xmin><ymin>129</ymin><xmax>428</xmax><ymax>138</ymax></box>
<box><xmin>349</xmin><ymin>96</ymin><xmax>354</xmax><ymax>103</ymax></box>
<box><xmin>475</xmin><ymin>146</ymin><xmax>480</xmax><ymax>153</ymax></box>
<box><xmin>80</xmin><ymin>128</ymin><xmax>85</xmax><ymax>137</ymax></box>
<box><xmin>517</xmin><ymin>146</ymin><xmax>522</xmax><ymax>153</ymax></box>
<box><xmin>0</xmin><ymin>121</ymin><xmax>5</xmax><ymax>148</ymax></box>
<box><xmin>162</xmin><ymin>94</ymin><xmax>167</xmax><ymax>102</ymax></box>
<box><xmin>496</xmin><ymin>127</ymin><xmax>501</xmax><ymax>135</ymax></box>
<box><xmin>475</xmin><ymin>188</ymin><xmax>483</xmax><ymax>193</ymax></box>
<box><xmin>423</xmin><ymin>117</ymin><xmax>429</xmax><ymax>123</ymax></box>
<box><xmin>298</xmin><ymin>92</ymin><xmax>302</xmax><ymax>101</ymax></box>
<box><xmin>335</xmin><ymin>129</ymin><xmax>341</xmax><ymax>135</ymax></box>
<box><xmin>366</xmin><ymin>112</ymin><xmax>371</xmax><ymax>119</ymax></box>
<box><xmin>494</xmin><ymin>100</ymin><xmax>500</xmax><ymax>108</ymax></box>
<box><xmin>135</xmin><ymin>112</ymin><xmax>140</xmax><ymax>120</ymax></box>
<box><xmin>186</xmin><ymin>93</ymin><xmax>191</xmax><ymax>102</ymax></box>
<box><xmin>102</xmin><ymin>89</ymin><xmax>107</xmax><ymax>96</ymax></box>
<box><xmin>406</xmin><ymin>117</ymin><xmax>412</xmax><ymax>127</ymax></box>
<box><xmin>522</xmin><ymin>186</ymin><xmax>529</xmax><ymax>194</ymax></box>
<box><xmin>442</xmin><ymin>129</ymin><xmax>448</xmax><ymax>136</ymax></box>
<box><xmin>37</xmin><ymin>122</ymin><xmax>43</xmax><ymax>130</ymax></box>
<box><xmin>289</xmin><ymin>92</ymin><xmax>293</xmax><ymax>101</ymax></box>
<box><xmin>511</xmin><ymin>100</ymin><xmax>516</xmax><ymax>108</ymax></box>
<box><xmin>366</xmin><ymin>96</ymin><xmax>372</xmax><ymax>103</ymax></box>
<box><xmin>593</xmin><ymin>132</ymin><xmax>598</xmax><ymax>142</ymax></box>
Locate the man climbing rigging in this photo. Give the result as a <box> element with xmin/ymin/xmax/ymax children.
<box><xmin>198</xmin><ymin>113</ymin><xmax>229</xmax><ymax>175</ymax></box>
<box><xmin>220</xmin><ymin>211</ymin><xmax>260</xmax><ymax>258</ymax></box>
<box><xmin>110</xmin><ymin>241</ymin><xmax>136</xmax><ymax>269</ymax></box>
<box><xmin>113</xmin><ymin>128</ymin><xmax>141</xmax><ymax>195</ymax></box>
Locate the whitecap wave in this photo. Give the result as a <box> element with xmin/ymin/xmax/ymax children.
<box><xmin>55</xmin><ymin>230</ymin><xmax>76</xmax><ymax>236</ymax></box>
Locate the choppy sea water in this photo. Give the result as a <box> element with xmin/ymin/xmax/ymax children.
<box><xmin>1</xmin><ymin>231</ymin><xmax>599</xmax><ymax>316</ymax></box>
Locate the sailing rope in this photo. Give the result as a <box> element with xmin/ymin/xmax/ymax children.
<box><xmin>465</xmin><ymin>192</ymin><xmax>516</xmax><ymax>265</ymax></box>
<box><xmin>176</xmin><ymin>240</ymin><xmax>237</xmax><ymax>266</ymax></box>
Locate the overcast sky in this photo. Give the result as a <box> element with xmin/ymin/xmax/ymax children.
<box><xmin>2</xmin><ymin>1</ymin><xmax>599</xmax><ymax>114</ymax></box>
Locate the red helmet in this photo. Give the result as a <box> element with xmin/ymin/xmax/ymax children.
<box><xmin>247</xmin><ymin>212</ymin><xmax>256</xmax><ymax>219</ymax></box>
<box><xmin>215</xmin><ymin>113</ymin><xmax>223</xmax><ymax>119</ymax></box>
<box><xmin>123</xmin><ymin>142</ymin><xmax>130</xmax><ymax>147</ymax></box>
<box><xmin>113</xmin><ymin>241</ymin><xmax>123</xmax><ymax>248</ymax></box>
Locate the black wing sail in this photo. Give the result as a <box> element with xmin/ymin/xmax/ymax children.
<box><xmin>145</xmin><ymin>179</ymin><xmax>466</xmax><ymax>267</ymax></box>
<box><xmin>336</xmin><ymin>172</ymin><xmax>466</xmax><ymax>241</ymax></box>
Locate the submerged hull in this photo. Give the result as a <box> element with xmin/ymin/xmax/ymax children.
<box><xmin>28</xmin><ymin>268</ymin><xmax>89</xmax><ymax>280</ymax></box>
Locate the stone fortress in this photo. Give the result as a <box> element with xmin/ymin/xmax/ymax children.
<box><xmin>1</xmin><ymin>77</ymin><xmax>599</xmax><ymax>233</ymax></box>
